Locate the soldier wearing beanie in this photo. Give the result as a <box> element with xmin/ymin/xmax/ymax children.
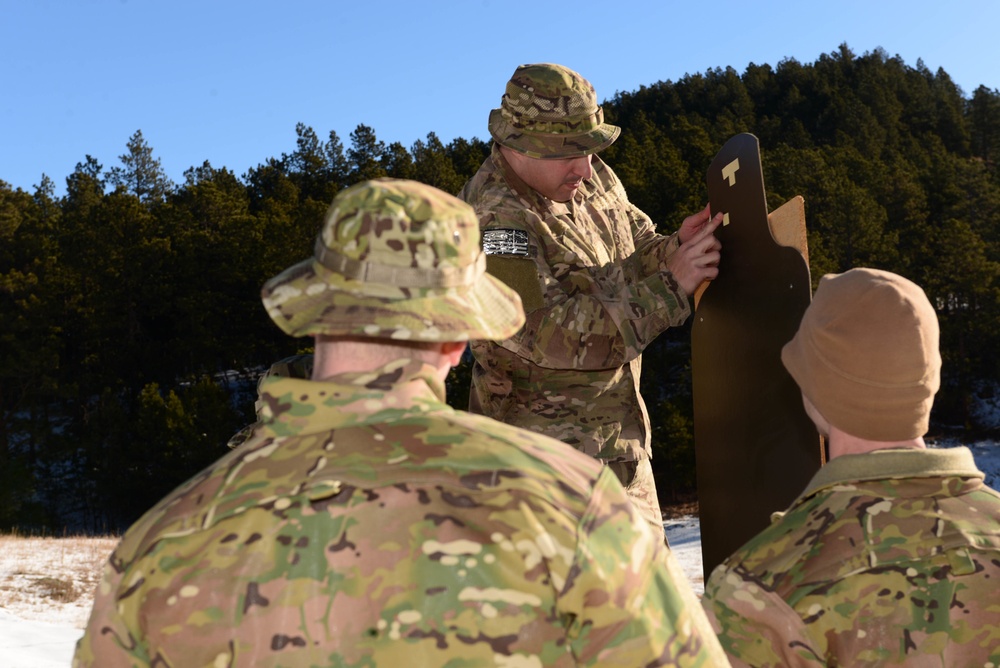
<box><xmin>702</xmin><ymin>268</ymin><xmax>1000</xmax><ymax>667</ymax></box>
<box><xmin>75</xmin><ymin>179</ymin><xmax>727</xmax><ymax>667</ymax></box>
<box><xmin>461</xmin><ymin>63</ymin><xmax>723</xmax><ymax>537</ymax></box>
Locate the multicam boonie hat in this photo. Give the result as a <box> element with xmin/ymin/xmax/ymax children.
<box><xmin>227</xmin><ymin>354</ymin><xmax>314</xmax><ymax>448</ymax></box>
<box><xmin>262</xmin><ymin>178</ymin><xmax>525</xmax><ymax>341</ymax></box>
<box><xmin>488</xmin><ymin>63</ymin><xmax>621</xmax><ymax>159</ymax></box>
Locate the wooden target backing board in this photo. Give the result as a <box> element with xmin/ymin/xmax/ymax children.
<box><xmin>692</xmin><ymin>133</ymin><xmax>824</xmax><ymax>580</ymax></box>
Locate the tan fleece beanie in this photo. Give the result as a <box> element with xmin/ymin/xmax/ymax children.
<box><xmin>781</xmin><ymin>268</ymin><xmax>941</xmax><ymax>441</ymax></box>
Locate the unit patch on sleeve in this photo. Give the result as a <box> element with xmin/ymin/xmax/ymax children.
<box><xmin>482</xmin><ymin>229</ymin><xmax>530</xmax><ymax>257</ymax></box>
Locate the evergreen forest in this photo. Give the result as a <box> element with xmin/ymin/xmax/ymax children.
<box><xmin>3</xmin><ymin>45</ymin><xmax>1000</xmax><ymax>531</ymax></box>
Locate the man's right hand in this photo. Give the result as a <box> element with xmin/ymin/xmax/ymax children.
<box><xmin>666</xmin><ymin>213</ymin><xmax>722</xmax><ymax>296</ymax></box>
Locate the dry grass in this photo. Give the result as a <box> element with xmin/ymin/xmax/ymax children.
<box><xmin>0</xmin><ymin>532</ymin><xmax>118</xmax><ymax>629</ymax></box>
<box><xmin>661</xmin><ymin>493</ymin><xmax>700</xmax><ymax>520</ymax></box>
<box><xmin>662</xmin><ymin>500</ymin><xmax>699</xmax><ymax>520</ymax></box>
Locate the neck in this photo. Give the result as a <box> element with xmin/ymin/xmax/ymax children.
<box><xmin>827</xmin><ymin>425</ymin><xmax>926</xmax><ymax>459</ymax></box>
<box><xmin>311</xmin><ymin>335</ymin><xmax>463</xmax><ymax>385</ymax></box>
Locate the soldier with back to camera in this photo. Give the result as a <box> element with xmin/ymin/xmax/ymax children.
<box><xmin>702</xmin><ymin>268</ymin><xmax>1000</xmax><ymax>667</ymax></box>
<box><xmin>75</xmin><ymin>178</ymin><xmax>728</xmax><ymax>667</ymax></box>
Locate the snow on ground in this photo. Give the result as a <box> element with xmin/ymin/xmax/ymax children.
<box><xmin>665</xmin><ymin>516</ymin><xmax>705</xmax><ymax>596</ymax></box>
<box><xmin>0</xmin><ymin>609</ymin><xmax>85</xmax><ymax>668</ymax></box>
<box><xmin>0</xmin><ymin>534</ymin><xmax>117</xmax><ymax>667</ymax></box>
<box><xmin>2</xmin><ymin>439</ymin><xmax>997</xmax><ymax>667</ymax></box>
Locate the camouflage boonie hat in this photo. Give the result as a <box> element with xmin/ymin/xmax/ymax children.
<box><xmin>227</xmin><ymin>354</ymin><xmax>314</xmax><ymax>448</ymax></box>
<box><xmin>262</xmin><ymin>178</ymin><xmax>525</xmax><ymax>341</ymax></box>
<box><xmin>488</xmin><ymin>63</ymin><xmax>621</xmax><ymax>159</ymax></box>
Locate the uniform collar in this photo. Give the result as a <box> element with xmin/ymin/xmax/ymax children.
<box><xmin>802</xmin><ymin>446</ymin><xmax>982</xmax><ymax>498</ymax></box>
<box><xmin>258</xmin><ymin>358</ymin><xmax>447</xmax><ymax>438</ymax></box>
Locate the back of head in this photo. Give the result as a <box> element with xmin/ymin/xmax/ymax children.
<box><xmin>261</xmin><ymin>178</ymin><xmax>525</xmax><ymax>342</ymax></box>
<box><xmin>488</xmin><ymin>63</ymin><xmax>620</xmax><ymax>159</ymax></box>
<box><xmin>781</xmin><ymin>268</ymin><xmax>941</xmax><ymax>441</ymax></box>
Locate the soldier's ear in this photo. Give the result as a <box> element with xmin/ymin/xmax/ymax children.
<box><xmin>801</xmin><ymin>394</ymin><xmax>830</xmax><ymax>438</ymax></box>
<box><xmin>440</xmin><ymin>341</ymin><xmax>467</xmax><ymax>367</ymax></box>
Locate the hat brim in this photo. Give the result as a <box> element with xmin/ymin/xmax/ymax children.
<box><xmin>262</xmin><ymin>258</ymin><xmax>525</xmax><ymax>342</ymax></box>
<box><xmin>488</xmin><ymin>108</ymin><xmax>620</xmax><ymax>159</ymax></box>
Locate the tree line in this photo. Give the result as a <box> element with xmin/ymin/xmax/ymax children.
<box><xmin>2</xmin><ymin>44</ymin><xmax>999</xmax><ymax>531</ymax></box>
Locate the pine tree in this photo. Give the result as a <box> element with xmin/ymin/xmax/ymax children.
<box><xmin>347</xmin><ymin>124</ymin><xmax>387</xmax><ymax>184</ymax></box>
<box><xmin>106</xmin><ymin>130</ymin><xmax>174</xmax><ymax>203</ymax></box>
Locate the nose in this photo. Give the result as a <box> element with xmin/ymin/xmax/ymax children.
<box><xmin>569</xmin><ymin>155</ymin><xmax>593</xmax><ymax>180</ymax></box>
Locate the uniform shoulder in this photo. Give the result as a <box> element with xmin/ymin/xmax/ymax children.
<box><xmin>458</xmin><ymin>154</ymin><xmax>501</xmax><ymax>205</ymax></box>
<box><xmin>110</xmin><ymin>439</ymin><xmax>288</xmax><ymax>565</ymax></box>
<box><xmin>109</xmin><ymin>459</ymin><xmax>226</xmax><ymax>565</ymax></box>
<box><xmin>441</xmin><ymin>409</ymin><xmax>605</xmax><ymax>489</ymax></box>
<box><xmin>460</xmin><ymin>153</ymin><xmax>548</xmax><ymax>229</ymax></box>
<box><xmin>576</xmin><ymin>155</ymin><xmax>630</xmax><ymax>210</ymax></box>
<box><xmin>721</xmin><ymin>476</ymin><xmax>1000</xmax><ymax>597</ymax></box>
<box><xmin>713</xmin><ymin>490</ymin><xmax>842</xmax><ymax>592</ymax></box>
<box><xmin>591</xmin><ymin>154</ymin><xmax>618</xmax><ymax>181</ymax></box>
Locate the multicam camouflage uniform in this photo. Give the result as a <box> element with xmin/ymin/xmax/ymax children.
<box><xmin>702</xmin><ymin>447</ymin><xmax>1000</xmax><ymax>667</ymax></box>
<box><xmin>75</xmin><ymin>360</ymin><xmax>726</xmax><ymax>667</ymax></box>
<box><xmin>461</xmin><ymin>64</ymin><xmax>693</xmax><ymax>535</ymax></box>
<box><xmin>226</xmin><ymin>354</ymin><xmax>314</xmax><ymax>449</ymax></box>
<box><xmin>75</xmin><ymin>179</ymin><xmax>727</xmax><ymax>667</ymax></box>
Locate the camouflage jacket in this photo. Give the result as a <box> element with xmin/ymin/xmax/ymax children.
<box><xmin>75</xmin><ymin>358</ymin><xmax>726</xmax><ymax>667</ymax></box>
<box><xmin>459</xmin><ymin>144</ymin><xmax>691</xmax><ymax>462</ymax></box>
<box><xmin>701</xmin><ymin>446</ymin><xmax>1000</xmax><ymax>667</ymax></box>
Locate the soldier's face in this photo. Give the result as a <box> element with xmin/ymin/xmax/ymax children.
<box><xmin>503</xmin><ymin>148</ymin><xmax>593</xmax><ymax>202</ymax></box>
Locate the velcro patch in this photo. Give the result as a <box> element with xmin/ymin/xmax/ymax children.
<box><xmin>486</xmin><ymin>256</ymin><xmax>544</xmax><ymax>312</ymax></box>
<box><xmin>482</xmin><ymin>229</ymin><xmax>529</xmax><ymax>257</ymax></box>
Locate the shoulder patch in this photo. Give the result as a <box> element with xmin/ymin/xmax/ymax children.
<box><xmin>482</xmin><ymin>229</ymin><xmax>529</xmax><ymax>257</ymax></box>
<box><xmin>486</xmin><ymin>256</ymin><xmax>544</xmax><ymax>312</ymax></box>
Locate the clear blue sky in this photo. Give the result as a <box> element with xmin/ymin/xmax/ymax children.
<box><xmin>3</xmin><ymin>0</ymin><xmax>998</xmax><ymax>195</ymax></box>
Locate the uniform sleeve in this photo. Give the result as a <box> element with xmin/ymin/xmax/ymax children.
<box><xmin>73</xmin><ymin>553</ymin><xmax>149</xmax><ymax>667</ymax></box>
<box><xmin>628</xmin><ymin>200</ymin><xmax>683</xmax><ymax>279</ymax></box>
<box><xmin>701</xmin><ymin>564</ymin><xmax>825</xmax><ymax>668</ymax></box>
<box><xmin>560</xmin><ymin>469</ymin><xmax>728</xmax><ymax>667</ymax></box>
<box><xmin>480</xmin><ymin>203</ymin><xmax>691</xmax><ymax>371</ymax></box>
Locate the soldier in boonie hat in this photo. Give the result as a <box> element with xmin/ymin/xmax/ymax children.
<box><xmin>460</xmin><ymin>63</ymin><xmax>724</xmax><ymax>539</ymax></box>
<box><xmin>75</xmin><ymin>177</ymin><xmax>729</xmax><ymax>668</ymax></box>
<box><xmin>262</xmin><ymin>178</ymin><xmax>524</xmax><ymax>342</ymax></box>
<box><xmin>488</xmin><ymin>63</ymin><xmax>621</xmax><ymax>159</ymax></box>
